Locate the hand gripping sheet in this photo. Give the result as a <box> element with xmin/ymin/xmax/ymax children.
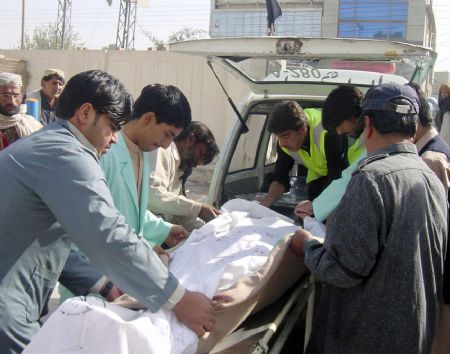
<box><xmin>24</xmin><ymin>199</ymin><xmax>308</xmax><ymax>354</ymax></box>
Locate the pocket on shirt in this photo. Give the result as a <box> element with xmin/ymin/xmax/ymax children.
<box><xmin>25</xmin><ymin>265</ymin><xmax>59</xmax><ymax>322</ymax></box>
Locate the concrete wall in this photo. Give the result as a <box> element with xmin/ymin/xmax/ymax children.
<box><xmin>0</xmin><ymin>49</ymin><xmax>250</xmax><ymax>151</ymax></box>
<box><xmin>407</xmin><ymin>0</ymin><xmax>428</xmax><ymax>45</ymax></box>
<box><xmin>321</xmin><ymin>0</ymin><xmax>339</xmax><ymax>38</ymax></box>
<box><xmin>0</xmin><ymin>55</ymin><xmax>27</xmax><ymax>81</ymax></box>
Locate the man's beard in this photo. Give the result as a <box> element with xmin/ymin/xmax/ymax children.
<box><xmin>0</xmin><ymin>104</ymin><xmax>19</xmax><ymax>116</ymax></box>
<box><xmin>179</xmin><ymin>157</ymin><xmax>195</xmax><ymax>175</ymax></box>
<box><xmin>179</xmin><ymin>149</ymin><xmax>196</xmax><ymax>183</ymax></box>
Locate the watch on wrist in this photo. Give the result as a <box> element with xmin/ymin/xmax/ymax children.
<box><xmin>99</xmin><ymin>280</ymin><xmax>114</xmax><ymax>298</ymax></box>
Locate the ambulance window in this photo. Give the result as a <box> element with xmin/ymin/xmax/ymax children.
<box><xmin>229</xmin><ymin>114</ymin><xmax>266</xmax><ymax>172</ymax></box>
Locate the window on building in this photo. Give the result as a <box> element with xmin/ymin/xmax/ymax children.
<box><xmin>338</xmin><ymin>0</ymin><xmax>408</xmax><ymax>40</ymax></box>
<box><xmin>210</xmin><ymin>10</ymin><xmax>322</xmax><ymax>37</ymax></box>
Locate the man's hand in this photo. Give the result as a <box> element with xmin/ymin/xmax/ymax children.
<box><xmin>294</xmin><ymin>200</ymin><xmax>314</xmax><ymax>219</ymax></box>
<box><xmin>289</xmin><ymin>229</ymin><xmax>314</xmax><ymax>257</ymax></box>
<box><xmin>153</xmin><ymin>245</ymin><xmax>169</xmax><ymax>257</ymax></box>
<box><xmin>106</xmin><ymin>285</ymin><xmax>124</xmax><ymax>302</ymax></box>
<box><xmin>165</xmin><ymin>224</ymin><xmax>189</xmax><ymax>248</ymax></box>
<box><xmin>198</xmin><ymin>204</ymin><xmax>221</xmax><ymax>223</ymax></box>
<box><xmin>173</xmin><ymin>290</ymin><xmax>215</xmax><ymax>338</ymax></box>
<box><xmin>99</xmin><ymin>281</ymin><xmax>124</xmax><ymax>302</ymax></box>
<box><xmin>255</xmin><ymin>194</ymin><xmax>273</xmax><ymax>208</ymax></box>
<box><xmin>211</xmin><ymin>294</ymin><xmax>233</xmax><ymax>310</ymax></box>
<box><xmin>256</xmin><ymin>182</ymin><xmax>285</xmax><ymax>208</ymax></box>
<box><xmin>153</xmin><ymin>245</ymin><xmax>170</xmax><ymax>267</ymax></box>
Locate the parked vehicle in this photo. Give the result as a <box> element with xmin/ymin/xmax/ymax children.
<box><xmin>171</xmin><ymin>37</ymin><xmax>436</xmax><ymax>217</ymax></box>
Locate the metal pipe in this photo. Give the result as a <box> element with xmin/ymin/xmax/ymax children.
<box><xmin>250</xmin><ymin>276</ymin><xmax>310</xmax><ymax>354</ymax></box>
<box><xmin>21</xmin><ymin>0</ymin><xmax>25</xmax><ymax>49</ymax></box>
<box><xmin>268</xmin><ymin>281</ymin><xmax>313</xmax><ymax>354</ymax></box>
<box><xmin>303</xmin><ymin>276</ymin><xmax>315</xmax><ymax>352</ymax></box>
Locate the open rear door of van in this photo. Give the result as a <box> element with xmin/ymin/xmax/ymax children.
<box><xmin>170</xmin><ymin>37</ymin><xmax>436</xmax><ymax>94</ymax></box>
<box><xmin>170</xmin><ymin>37</ymin><xmax>436</xmax><ymax>208</ymax></box>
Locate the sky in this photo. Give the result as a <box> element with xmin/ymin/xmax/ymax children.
<box><xmin>0</xmin><ymin>0</ymin><xmax>210</xmax><ymax>49</ymax></box>
<box><xmin>434</xmin><ymin>0</ymin><xmax>450</xmax><ymax>71</ymax></box>
<box><xmin>0</xmin><ymin>0</ymin><xmax>449</xmax><ymax>71</ymax></box>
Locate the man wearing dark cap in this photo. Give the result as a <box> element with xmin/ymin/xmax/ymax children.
<box><xmin>26</xmin><ymin>68</ymin><xmax>65</xmax><ymax>125</ymax></box>
<box><xmin>291</xmin><ymin>83</ymin><xmax>447</xmax><ymax>353</ymax></box>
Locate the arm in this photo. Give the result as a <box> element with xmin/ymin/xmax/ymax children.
<box><xmin>311</xmin><ymin>151</ymin><xmax>367</xmax><ymax>222</ymax></box>
<box><xmin>257</xmin><ymin>181</ymin><xmax>286</xmax><ymax>208</ymax></box>
<box><xmin>59</xmin><ymin>248</ymin><xmax>104</xmax><ymax>296</ymax></box>
<box><xmin>22</xmin><ymin>139</ymin><xmax>214</xmax><ymax>336</ymax></box>
<box><xmin>256</xmin><ymin>144</ymin><xmax>293</xmax><ymax>207</ymax></box>
<box><xmin>420</xmin><ymin>151</ymin><xmax>450</xmax><ymax>191</ymax></box>
<box><xmin>197</xmin><ymin>204</ymin><xmax>221</xmax><ymax>223</ymax></box>
<box><xmin>303</xmin><ymin>173</ymin><xmax>382</xmax><ymax>288</ymax></box>
<box><xmin>148</xmin><ymin>147</ymin><xmax>202</xmax><ymax>218</ymax></box>
<box><xmin>60</xmin><ymin>252</ymin><xmax>124</xmax><ymax>301</ymax></box>
<box><xmin>142</xmin><ymin>209</ymin><xmax>173</xmax><ymax>246</ymax></box>
<box><xmin>294</xmin><ymin>200</ymin><xmax>313</xmax><ymax>219</ymax></box>
<box><xmin>35</xmin><ymin>146</ymin><xmax>179</xmax><ymax>312</ymax></box>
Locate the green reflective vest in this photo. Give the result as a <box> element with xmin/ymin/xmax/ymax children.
<box><xmin>281</xmin><ymin>108</ymin><xmax>327</xmax><ymax>183</ymax></box>
<box><xmin>347</xmin><ymin>136</ymin><xmax>365</xmax><ymax>165</ymax></box>
<box><xmin>280</xmin><ymin>109</ymin><xmax>364</xmax><ymax>183</ymax></box>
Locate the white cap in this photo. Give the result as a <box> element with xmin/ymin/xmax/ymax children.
<box><xmin>0</xmin><ymin>72</ymin><xmax>22</xmax><ymax>87</ymax></box>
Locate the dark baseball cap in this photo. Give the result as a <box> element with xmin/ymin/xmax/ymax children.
<box><xmin>362</xmin><ymin>82</ymin><xmax>419</xmax><ymax>115</ymax></box>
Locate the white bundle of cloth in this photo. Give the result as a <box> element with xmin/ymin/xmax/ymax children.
<box><xmin>24</xmin><ymin>199</ymin><xmax>311</xmax><ymax>354</ymax></box>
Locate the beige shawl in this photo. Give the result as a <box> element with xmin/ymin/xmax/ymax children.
<box><xmin>0</xmin><ymin>113</ymin><xmax>42</xmax><ymax>138</ymax></box>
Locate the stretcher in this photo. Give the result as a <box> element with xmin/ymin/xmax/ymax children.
<box><xmin>210</xmin><ymin>275</ymin><xmax>315</xmax><ymax>354</ymax></box>
<box><xmin>25</xmin><ymin>200</ymin><xmax>317</xmax><ymax>354</ymax></box>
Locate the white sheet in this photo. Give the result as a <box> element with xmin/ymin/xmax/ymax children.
<box><xmin>24</xmin><ymin>199</ymin><xmax>300</xmax><ymax>354</ymax></box>
<box><xmin>303</xmin><ymin>216</ymin><xmax>326</xmax><ymax>239</ymax></box>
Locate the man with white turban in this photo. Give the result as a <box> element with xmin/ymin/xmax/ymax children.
<box><xmin>0</xmin><ymin>72</ymin><xmax>42</xmax><ymax>149</ymax></box>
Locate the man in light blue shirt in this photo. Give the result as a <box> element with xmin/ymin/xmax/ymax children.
<box><xmin>59</xmin><ymin>84</ymin><xmax>192</xmax><ymax>302</ymax></box>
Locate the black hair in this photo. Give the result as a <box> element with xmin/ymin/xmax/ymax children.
<box><xmin>267</xmin><ymin>100</ymin><xmax>307</xmax><ymax>134</ymax></box>
<box><xmin>131</xmin><ymin>84</ymin><xmax>191</xmax><ymax>130</ymax></box>
<box><xmin>365</xmin><ymin>102</ymin><xmax>417</xmax><ymax>137</ymax></box>
<box><xmin>322</xmin><ymin>84</ymin><xmax>363</xmax><ymax>132</ymax></box>
<box><xmin>406</xmin><ymin>83</ymin><xmax>433</xmax><ymax>127</ymax></box>
<box><xmin>55</xmin><ymin>70</ymin><xmax>132</xmax><ymax>128</ymax></box>
<box><xmin>175</xmin><ymin>121</ymin><xmax>219</xmax><ymax>165</ymax></box>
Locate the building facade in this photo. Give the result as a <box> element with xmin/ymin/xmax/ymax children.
<box><xmin>210</xmin><ymin>0</ymin><xmax>436</xmax><ymax>49</ymax></box>
<box><xmin>210</xmin><ymin>0</ymin><xmax>323</xmax><ymax>37</ymax></box>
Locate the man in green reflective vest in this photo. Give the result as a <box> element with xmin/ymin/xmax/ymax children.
<box><xmin>294</xmin><ymin>84</ymin><xmax>367</xmax><ymax>221</ymax></box>
<box><xmin>257</xmin><ymin>100</ymin><xmax>364</xmax><ymax>208</ymax></box>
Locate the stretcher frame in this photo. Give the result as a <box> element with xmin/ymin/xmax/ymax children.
<box><xmin>210</xmin><ymin>275</ymin><xmax>316</xmax><ymax>354</ymax></box>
